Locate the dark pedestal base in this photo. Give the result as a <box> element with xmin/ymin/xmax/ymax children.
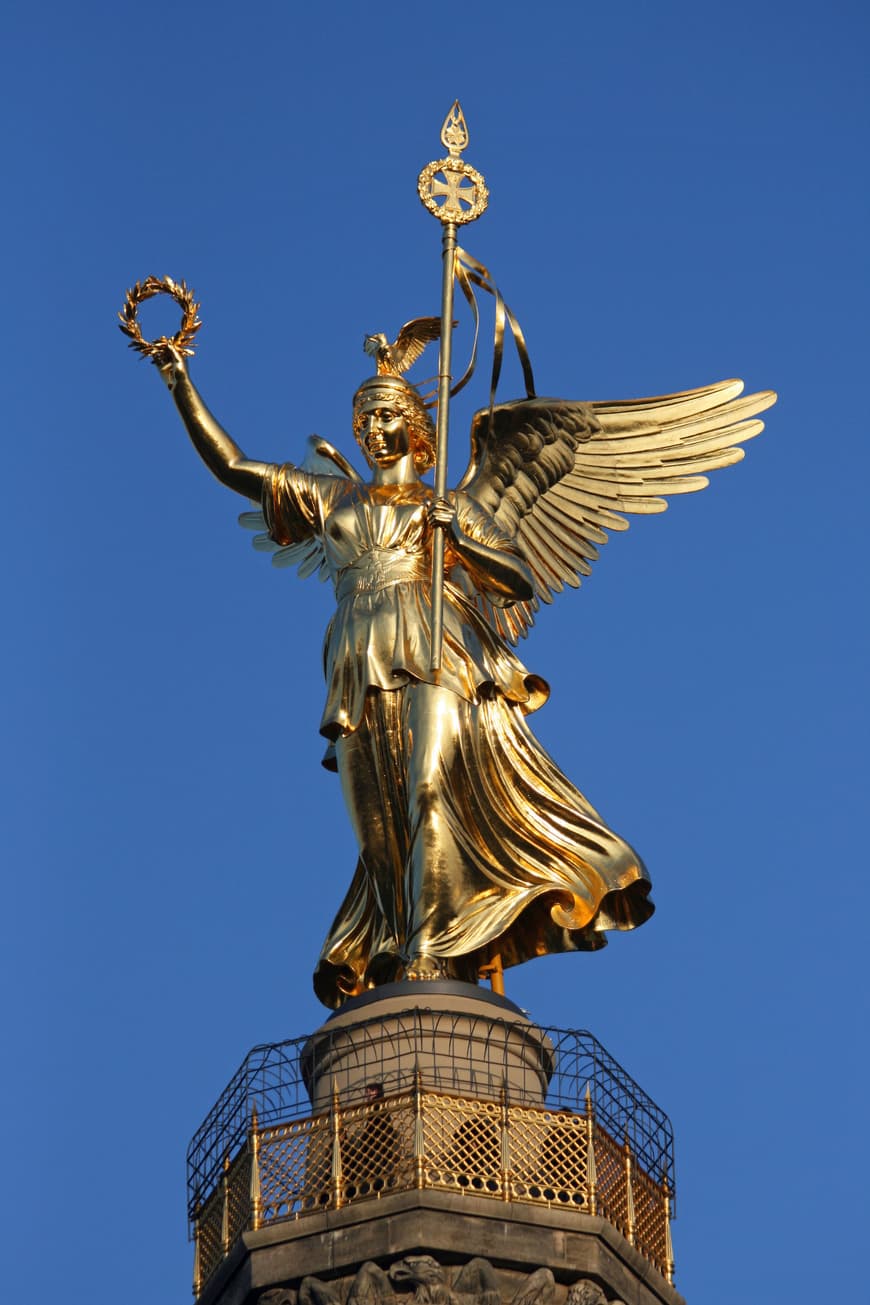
<box><xmin>200</xmin><ymin>1187</ymin><xmax>684</xmax><ymax>1305</ymax></box>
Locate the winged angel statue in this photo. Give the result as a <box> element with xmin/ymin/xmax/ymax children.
<box><xmin>153</xmin><ymin>333</ymin><xmax>774</xmax><ymax>1008</ymax></box>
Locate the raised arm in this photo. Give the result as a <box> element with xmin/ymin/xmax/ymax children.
<box><xmin>155</xmin><ymin>346</ymin><xmax>270</xmax><ymax>501</ymax></box>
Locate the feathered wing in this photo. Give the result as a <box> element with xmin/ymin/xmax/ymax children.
<box><xmin>458</xmin><ymin>379</ymin><xmax>776</xmax><ymax>642</ymax></box>
<box><xmin>392</xmin><ymin>316</ymin><xmax>443</xmax><ymax>373</ymax></box>
<box><xmin>238</xmin><ymin>435</ymin><xmax>363</xmax><ymax>580</ymax></box>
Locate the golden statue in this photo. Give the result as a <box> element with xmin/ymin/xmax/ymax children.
<box><xmin>121</xmin><ymin>108</ymin><xmax>775</xmax><ymax>1009</ymax></box>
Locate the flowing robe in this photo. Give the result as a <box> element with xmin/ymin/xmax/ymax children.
<box><xmin>263</xmin><ymin>465</ymin><xmax>653</xmax><ymax>1007</ymax></box>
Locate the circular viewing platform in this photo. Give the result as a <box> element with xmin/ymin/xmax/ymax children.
<box><xmin>187</xmin><ymin>985</ymin><xmax>675</xmax><ymax>1299</ymax></box>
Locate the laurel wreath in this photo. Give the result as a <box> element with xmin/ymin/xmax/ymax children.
<box><xmin>118</xmin><ymin>275</ymin><xmax>201</xmax><ymax>359</ymax></box>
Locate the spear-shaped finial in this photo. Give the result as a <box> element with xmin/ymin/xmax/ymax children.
<box><xmin>441</xmin><ymin>101</ymin><xmax>468</xmax><ymax>156</ymax></box>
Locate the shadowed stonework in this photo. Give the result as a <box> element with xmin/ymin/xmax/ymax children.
<box><xmin>199</xmin><ymin>1190</ymin><xmax>683</xmax><ymax>1305</ymax></box>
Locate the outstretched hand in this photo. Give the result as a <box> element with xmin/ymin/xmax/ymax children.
<box><xmin>153</xmin><ymin>342</ymin><xmax>188</xmax><ymax>393</ymax></box>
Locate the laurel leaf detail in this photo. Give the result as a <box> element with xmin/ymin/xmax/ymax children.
<box><xmin>115</xmin><ymin>274</ymin><xmax>202</xmax><ymax>359</ymax></box>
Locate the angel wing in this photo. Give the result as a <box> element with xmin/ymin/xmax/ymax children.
<box><xmin>457</xmin><ymin>379</ymin><xmax>776</xmax><ymax>643</ymax></box>
<box><xmin>238</xmin><ymin>435</ymin><xmax>363</xmax><ymax>579</ymax></box>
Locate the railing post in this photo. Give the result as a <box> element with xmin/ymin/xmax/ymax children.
<box><xmin>499</xmin><ymin>1084</ymin><xmax>512</xmax><ymax>1202</ymax></box>
<box><xmin>192</xmin><ymin>1205</ymin><xmax>202</xmax><ymax>1299</ymax></box>
<box><xmin>414</xmin><ymin>1065</ymin><xmax>425</xmax><ymax>1190</ymax></box>
<box><xmin>330</xmin><ymin>1079</ymin><xmax>344</xmax><ymax>1209</ymax></box>
<box><xmin>624</xmin><ymin>1136</ymin><xmax>635</xmax><ymax>1246</ymax></box>
<box><xmin>220</xmin><ymin>1154</ymin><xmax>230</xmax><ymax>1256</ymax></box>
<box><xmin>584</xmin><ymin>1086</ymin><xmax>597</xmax><ymax>1216</ymax></box>
<box><xmin>663</xmin><ymin>1176</ymin><xmax>675</xmax><ymax>1285</ymax></box>
<box><xmin>250</xmin><ymin>1105</ymin><xmax>262</xmax><ymax>1231</ymax></box>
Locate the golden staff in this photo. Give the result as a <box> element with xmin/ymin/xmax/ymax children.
<box><xmin>418</xmin><ymin>102</ymin><xmax>489</xmax><ymax>671</ymax></box>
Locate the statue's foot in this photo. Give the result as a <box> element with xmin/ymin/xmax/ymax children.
<box><xmin>404</xmin><ymin>954</ymin><xmax>451</xmax><ymax>981</ymax></box>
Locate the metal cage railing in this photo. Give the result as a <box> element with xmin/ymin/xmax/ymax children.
<box><xmin>188</xmin><ymin>1018</ymin><xmax>675</xmax><ymax>1296</ymax></box>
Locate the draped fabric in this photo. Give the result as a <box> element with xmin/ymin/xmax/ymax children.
<box><xmin>263</xmin><ymin>465</ymin><xmax>652</xmax><ymax>1008</ymax></box>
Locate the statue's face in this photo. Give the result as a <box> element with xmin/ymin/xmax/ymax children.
<box><xmin>357</xmin><ymin>400</ymin><xmax>411</xmax><ymax>468</ymax></box>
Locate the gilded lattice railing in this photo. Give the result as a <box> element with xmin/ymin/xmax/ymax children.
<box><xmin>192</xmin><ymin>1085</ymin><xmax>674</xmax><ymax>1296</ymax></box>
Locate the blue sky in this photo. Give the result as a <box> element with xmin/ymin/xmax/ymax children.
<box><xmin>2</xmin><ymin>3</ymin><xmax>867</xmax><ymax>1302</ymax></box>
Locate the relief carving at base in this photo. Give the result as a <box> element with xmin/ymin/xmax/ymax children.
<box><xmin>258</xmin><ymin>1255</ymin><xmax>625</xmax><ymax>1305</ymax></box>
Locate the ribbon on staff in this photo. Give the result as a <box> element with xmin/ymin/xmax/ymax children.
<box><xmin>425</xmin><ymin>243</ymin><xmax>535</xmax><ymax>673</ymax></box>
<box><xmin>450</xmin><ymin>247</ymin><xmax>537</xmax><ymax>418</ymax></box>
